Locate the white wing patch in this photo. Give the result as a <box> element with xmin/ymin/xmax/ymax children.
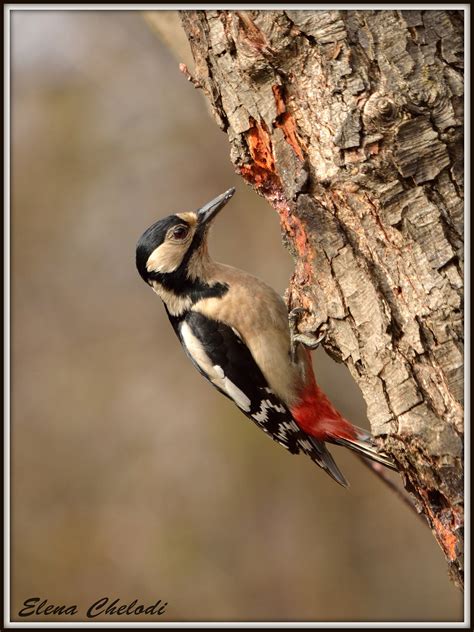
<box><xmin>213</xmin><ymin>365</ymin><xmax>225</xmax><ymax>379</ymax></box>
<box><xmin>180</xmin><ymin>322</ymin><xmax>251</xmax><ymax>412</ymax></box>
<box><xmin>222</xmin><ymin>378</ymin><xmax>251</xmax><ymax>412</ymax></box>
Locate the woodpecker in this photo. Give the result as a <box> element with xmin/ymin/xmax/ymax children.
<box><xmin>136</xmin><ymin>188</ymin><xmax>396</xmax><ymax>486</ymax></box>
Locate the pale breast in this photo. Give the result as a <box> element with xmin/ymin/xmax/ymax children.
<box><xmin>193</xmin><ymin>263</ymin><xmax>304</xmax><ymax>406</ymax></box>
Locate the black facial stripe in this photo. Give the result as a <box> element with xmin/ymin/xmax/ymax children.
<box><xmin>151</xmin><ymin>266</ymin><xmax>229</xmax><ymax>305</ymax></box>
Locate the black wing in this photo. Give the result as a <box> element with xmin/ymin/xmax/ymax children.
<box><xmin>174</xmin><ymin>310</ymin><xmax>348</xmax><ymax>487</ymax></box>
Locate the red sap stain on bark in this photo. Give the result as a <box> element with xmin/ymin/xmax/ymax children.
<box><xmin>277</xmin><ymin>203</ymin><xmax>314</xmax><ymax>287</ymax></box>
<box><xmin>419</xmin><ymin>488</ymin><xmax>461</xmax><ymax>562</ymax></box>
<box><xmin>240</xmin><ymin>117</ymin><xmax>280</xmax><ymax>194</ymax></box>
<box><xmin>272</xmin><ymin>85</ymin><xmax>304</xmax><ymax>160</ymax></box>
<box><xmin>433</xmin><ymin>517</ymin><xmax>458</xmax><ymax>561</ymax></box>
<box><xmin>245</xmin><ymin>118</ymin><xmax>274</xmax><ymax>171</ymax></box>
<box><xmin>240</xmin><ymin>116</ymin><xmax>313</xmax><ymax>289</ymax></box>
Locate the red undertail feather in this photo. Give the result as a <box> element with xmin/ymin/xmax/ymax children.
<box><xmin>291</xmin><ymin>357</ymin><xmax>356</xmax><ymax>442</ymax></box>
<box><xmin>291</xmin><ymin>362</ymin><xmax>396</xmax><ymax>471</ymax></box>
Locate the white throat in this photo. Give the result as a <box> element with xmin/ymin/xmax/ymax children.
<box><xmin>150</xmin><ymin>281</ymin><xmax>192</xmax><ymax>317</ymax></box>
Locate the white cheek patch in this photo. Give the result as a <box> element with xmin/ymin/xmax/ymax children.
<box><xmin>146</xmin><ymin>241</ymin><xmax>185</xmax><ymax>274</ymax></box>
<box><xmin>180</xmin><ymin>323</ymin><xmax>251</xmax><ymax>412</ymax></box>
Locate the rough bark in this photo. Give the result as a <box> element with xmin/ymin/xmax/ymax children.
<box><xmin>178</xmin><ymin>9</ymin><xmax>464</xmax><ymax>588</ymax></box>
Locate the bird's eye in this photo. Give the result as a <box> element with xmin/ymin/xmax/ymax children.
<box><xmin>172</xmin><ymin>225</ymin><xmax>189</xmax><ymax>240</ymax></box>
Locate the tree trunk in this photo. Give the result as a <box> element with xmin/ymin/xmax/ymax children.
<box><xmin>179</xmin><ymin>9</ymin><xmax>464</xmax><ymax>588</ymax></box>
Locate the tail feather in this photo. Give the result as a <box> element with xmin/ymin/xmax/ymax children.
<box><xmin>330</xmin><ymin>426</ymin><xmax>397</xmax><ymax>471</ymax></box>
<box><xmin>302</xmin><ymin>436</ymin><xmax>349</xmax><ymax>488</ymax></box>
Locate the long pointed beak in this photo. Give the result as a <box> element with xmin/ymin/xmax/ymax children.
<box><xmin>197</xmin><ymin>187</ymin><xmax>235</xmax><ymax>225</ymax></box>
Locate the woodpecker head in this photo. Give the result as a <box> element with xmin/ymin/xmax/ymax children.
<box><xmin>136</xmin><ymin>187</ymin><xmax>235</xmax><ymax>296</ymax></box>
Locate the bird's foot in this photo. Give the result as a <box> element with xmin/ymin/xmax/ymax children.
<box><xmin>289</xmin><ymin>308</ymin><xmax>328</xmax><ymax>362</ymax></box>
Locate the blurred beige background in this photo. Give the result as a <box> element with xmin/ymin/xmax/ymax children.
<box><xmin>10</xmin><ymin>10</ymin><xmax>462</xmax><ymax>623</ymax></box>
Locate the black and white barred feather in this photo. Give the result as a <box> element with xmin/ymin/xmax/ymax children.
<box><xmin>168</xmin><ymin>309</ymin><xmax>348</xmax><ymax>486</ymax></box>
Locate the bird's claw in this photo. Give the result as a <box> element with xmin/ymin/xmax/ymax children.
<box><xmin>289</xmin><ymin>308</ymin><xmax>328</xmax><ymax>362</ymax></box>
<box><xmin>296</xmin><ymin>322</ymin><xmax>329</xmax><ymax>350</ymax></box>
<box><xmin>288</xmin><ymin>307</ymin><xmax>306</xmax><ymax>328</ymax></box>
